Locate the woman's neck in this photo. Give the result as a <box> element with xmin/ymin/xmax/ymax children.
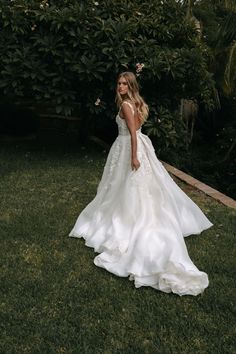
<box><xmin>121</xmin><ymin>94</ymin><xmax>128</xmax><ymax>101</ymax></box>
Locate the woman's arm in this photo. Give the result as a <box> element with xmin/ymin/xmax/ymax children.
<box><xmin>121</xmin><ymin>103</ymin><xmax>140</xmax><ymax>170</ymax></box>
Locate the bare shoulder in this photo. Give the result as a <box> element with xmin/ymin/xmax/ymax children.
<box><xmin>121</xmin><ymin>100</ymin><xmax>135</xmax><ymax>116</ymax></box>
<box><xmin>122</xmin><ymin>100</ymin><xmax>135</xmax><ymax>108</ymax></box>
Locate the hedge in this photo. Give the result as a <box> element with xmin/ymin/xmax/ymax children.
<box><xmin>0</xmin><ymin>0</ymin><xmax>216</xmax><ymax>151</ymax></box>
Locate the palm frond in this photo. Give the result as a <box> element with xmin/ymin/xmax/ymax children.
<box><xmin>223</xmin><ymin>0</ymin><xmax>236</xmax><ymax>11</ymax></box>
<box><xmin>224</xmin><ymin>41</ymin><xmax>236</xmax><ymax>96</ymax></box>
<box><xmin>215</xmin><ymin>12</ymin><xmax>236</xmax><ymax>47</ymax></box>
<box><xmin>212</xmin><ymin>0</ymin><xmax>236</xmax><ymax>11</ymax></box>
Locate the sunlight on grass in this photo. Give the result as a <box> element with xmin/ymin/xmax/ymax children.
<box><xmin>0</xmin><ymin>142</ymin><xmax>235</xmax><ymax>354</ymax></box>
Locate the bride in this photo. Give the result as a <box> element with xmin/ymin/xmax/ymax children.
<box><xmin>69</xmin><ymin>71</ymin><xmax>213</xmax><ymax>296</ymax></box>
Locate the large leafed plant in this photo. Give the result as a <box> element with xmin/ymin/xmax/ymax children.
<box><xmin>0</xmin><ymin>0</ymin><xmax>216</xmax><ymax>152</ymax></box>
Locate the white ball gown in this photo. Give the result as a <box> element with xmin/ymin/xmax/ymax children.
<box><xmin>69</xmin><ymin>101</ymin><xmax>213</xmax><ymax>296</ymax></box>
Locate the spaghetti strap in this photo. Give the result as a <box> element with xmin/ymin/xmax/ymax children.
<box><xmin>121</xmin><ymin>101</ymin><xmax>135</xmax><ymax>116</ymax></box>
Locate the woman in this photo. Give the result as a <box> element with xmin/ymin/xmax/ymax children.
<box><xmin>69</xmin><ymin>71</ymin><xmax>213</xmax><ymax>296</ymax></box>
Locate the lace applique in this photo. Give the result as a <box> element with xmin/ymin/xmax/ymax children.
<box><xmin>116</xmin><ymin>115</ymin><xmax>130</xmax><ymax>136</ymax></box>
<box><xmin>130</xmin><ymin>150</ymin><xmax>153</xmax><ymax>191</ymax></box>
<box><xmin>107</xmin><ymin>140</ymin><xmax>122</xmax><ymax>176</ymax></box>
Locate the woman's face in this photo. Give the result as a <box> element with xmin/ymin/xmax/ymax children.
<box><xmin>117</xmin><ymin>76</ymin><xmax>129</xmax><ymax>96</ymax></box>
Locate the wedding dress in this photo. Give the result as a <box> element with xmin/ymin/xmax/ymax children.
<box><xmin>69</xmin><ymin>101</ymin><xmax>213</xmax><ymax>296</ymax></box>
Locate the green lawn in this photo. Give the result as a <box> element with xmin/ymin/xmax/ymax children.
<box><xmin>0</xmin><ymin>138</ymin><xmax>235</xmax><ymax>354</ymax></box>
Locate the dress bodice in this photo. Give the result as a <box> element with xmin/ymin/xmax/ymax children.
<box><xmin>116</xmin><ymin>114</ymin><xmax>142</xmax><ymax>136</ymax></box>
<box><xmin>116</xmin><ymin>114</ymin><xmax>130</xmax><ymax>136</ymax></box>
<box><xmin>116</xmin><ymin>100</ymin><xmax>141</xmax><ymax>136</ymax></box>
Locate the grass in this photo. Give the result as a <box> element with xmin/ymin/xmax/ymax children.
<box><xmin>0</xmin><ymin>137</ymin><xmax>235</xmax><ymax>354</ymax></box>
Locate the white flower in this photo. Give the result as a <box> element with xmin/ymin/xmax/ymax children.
<box><xmin>136</xmin><ymin>63</ymin><xmax>145</xmax><ymax>74</ymax></box>
<box><xmin>40</xmin><ymin>1</ymin><xmax>49</xmax><ymax>9</ymax></box>
<box><xmin>94</xmin><ymin>1</ymin><xmax>99</xmax><ymax>5</ymax></box>
<box><xmin>95</xmin><ymin>98</ymin><xmax>101</xmax><ymax>106</ymax></box>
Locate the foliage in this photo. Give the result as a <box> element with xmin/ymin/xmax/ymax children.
<box><xmin>0</xmin><ymin>0</ymin><xmax>216</xmax><ymax>152</ymax></box>
<box><xmin>193</xmin><ymin>0</ymin><xmax>236</xmax><ymax>97</ymax></box>
<box><xmin>144</xmin><ymin>106</ymin><xmax>187</xmax><ymax>154</ymax></box>
<box><xmin>224</xmin><ymin>41</ymin><xmax>236</xmax><ymax>96</ymax></box>
<box><xmin>178</xmin><ymin>0</ymin><xmax>235</xmax><ymax>197</ymax></box>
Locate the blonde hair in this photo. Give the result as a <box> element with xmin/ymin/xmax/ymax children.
<box><xmin>115</xmin><ymin>71</ymin><xmax>149</xmax><ymax>124</ymax></box>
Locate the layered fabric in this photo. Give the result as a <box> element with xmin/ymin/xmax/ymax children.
<box><xmin>69</xmin><ymin>104</ymin><xmax>212</xmax><ymax>296</ymax></box>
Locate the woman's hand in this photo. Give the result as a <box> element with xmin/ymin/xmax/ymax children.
<box><xmin>132</xmin><ymin>157</ymin><xmax>140</xmax><ymax>171</ymax></box>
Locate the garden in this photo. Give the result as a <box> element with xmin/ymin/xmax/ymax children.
<box><xmin>0</xmin><ymin>1</ymin><xmax>236</xmax><ymax>353</ymax></box>
<box><xmin>0</xmin><ymin>0</ymin><xmax>235</xmax><ymax>197</ymax></box>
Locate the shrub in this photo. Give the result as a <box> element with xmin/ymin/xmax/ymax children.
<box><xmin>0</xmin><ymin>0</ymin><xmax>216</xmax><ymax>152</ymax></box>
